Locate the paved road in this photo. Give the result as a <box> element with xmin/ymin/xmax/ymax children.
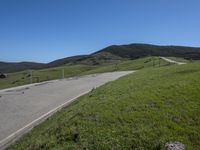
<box><xmin>160</xmin><ymin>57</ymin><xmax>186</xmax><ymax>65</ymax></box>
<box><xmin>0</xmin><ymin>71</ymin><xmax>133</xmax><ymax>149</ymax></box>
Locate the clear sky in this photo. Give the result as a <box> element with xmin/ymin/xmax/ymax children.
<box><xmin>0</xmin><ymin>0</ymin><xmax>200</xmax><ymax>63</ymax></box>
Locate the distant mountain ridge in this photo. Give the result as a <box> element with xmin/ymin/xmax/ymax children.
<box><xmin>0</xmin><ymin>62</ymin><xmax>45</xmax><ymax>73</ymax></box>
<box><xmin>1</xmin><ymin>43</ymin><xmax>200</xmax><ymax>73</ymax></box>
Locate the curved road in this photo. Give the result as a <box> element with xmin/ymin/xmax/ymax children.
<box><xmin>0</xmin><ymin>71</ymin><xmax>134</xmax><ymax>149</ymax></box>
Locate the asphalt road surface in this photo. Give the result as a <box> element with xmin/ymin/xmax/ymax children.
<box><xmin>0</xmin><ymin>71</ymin><xmax>133</xmax><ymax>149</ymax></box>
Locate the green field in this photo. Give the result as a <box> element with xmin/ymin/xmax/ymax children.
<box><xmin>7</xmin><ymin>60</ymin><xmax>200</xmax><ymax>149</ymax></box>
<box><xmin>0</xmin><ymin>57</ymin><xmax>168</xmax><ymax>90</ymax></box>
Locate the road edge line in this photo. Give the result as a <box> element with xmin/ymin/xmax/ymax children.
<box><xmin>0</xmin><ymin>89</ymin><xmax>91</xmax><ymax>150</ymax></box>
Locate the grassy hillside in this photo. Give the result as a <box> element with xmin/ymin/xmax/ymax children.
<box><xmin>47</xmin><ymin>52</ymin><xmax>123</xmax><ymax>67</ymax></box>
<box><xmin>46</xmin><ymin>55</ymin><xmax>89</xmax><ymax>67</ymax></box>
<box><xmin>0</xmin><ymin>57</ymin><xmax>168</xmax><ymax>90</ymax></box>
<box><xmin>83</xmin><ymin>57</ymin><xmax>168</xmax><ymax>75</ymax></box>
<box><xmin>1</xmin><ymin>43</ymin><xmax>200</xmax><ymax>73</ymax></box>
<box><xmin>45</xmin><ymin>44</ymin><xmax>200</xmax><ymax>68</ymax></box>
<box><xmin>7</xmin><ymin>61</ymin><xmax>200</xmax><ymax>149</ymax></box>
<box><xmin>0</xmin><ymin>65</ymin><xmax>95</xmax><ymax>89</ymax></box>
<box><xmin>97</xmin><ymin>44</ymin><xmax>200</xmax><ymax>60</ymax></box>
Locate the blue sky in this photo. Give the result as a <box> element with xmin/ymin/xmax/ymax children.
<box><xmin>0</xmin><ymin>0</ymin><xmax>200</xmax><ymax>63</ymax></box>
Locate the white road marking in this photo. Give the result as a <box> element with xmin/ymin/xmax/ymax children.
<box><xmin>0</xmin><ymin>90</ymin><xmax>90</xmax><ymax>149</ymax></box>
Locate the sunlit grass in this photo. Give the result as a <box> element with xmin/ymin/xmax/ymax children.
<box><xmin>0</xmin><ymin>57</ymin><xmax>168</xmax><ymax>89</ymax></box>
<box><xmin>7</xmin><ymin>61</ymin><xmax>200</xmax><ymax>149</ymax></box>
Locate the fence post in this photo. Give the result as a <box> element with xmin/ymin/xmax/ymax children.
<box><xmin>29</xmin><ymin>70</ymin><xmax>32</xmax><ymax>84</ymax></box>
<box><xmin>62</xmin><ymin>68</ymin><xmax>65</xmax><ymax>79</ymax></box>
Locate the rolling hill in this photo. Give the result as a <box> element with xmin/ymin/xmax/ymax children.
<box><xmin>0</xmin><ymin>57</ymin><xmax>167</xmax><ymax>89</ymax></box>
<box><xmin>7</xmin><ymin>60</ymin><xmax>200</xmax><ymax>150</ymax></box>
<box><xmin>47</xmin><ymin>44</ymin><xmax>200</xmax><ymax>67</ymax></box>
<box><xmin>96</xmin><ymin>43</ymin><xmax>200</xmax><ymax>60</ymax></box>
<box><xmin>1</xmin><ymin>43</ymin><xmax>200</xmax><ymax>73</ymax></box>
<box><xmin>0</xmin><ymin>62</ymin><xmax>45</xmax><ymax>73</ymax></box>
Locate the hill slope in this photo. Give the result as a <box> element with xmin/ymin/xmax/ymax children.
<box><xmin>7</xmin><ymin>61</ymin><xmax>200</xmax><ymax>149</ymax></box>
<box><xmin>96</xmin><ymin>43</ymin><xmax>200</xmax><ymax>60</ymax></box>
<box><xmin>0</xmin><ymin>57</ymin><xmax>167</xmax><ymax>89</ymax></box>
<box><xmin>48</xmin><ymin>44</ymin><xmax>200</xmax><ymax>67</ymax></box>
<box><xmin>1</xmin><ymin>43</ymin><xmax>200</xmax><ymax>73</ymax></box>
<box><xmin>47</xmin><ymin>52</ymin><xmax>123</xmax><ymax>67</ymax></box>
<box><xmin>0</xmin><ymin>62</ymin><xmax>45</xmax><ymax>73</ymax></box>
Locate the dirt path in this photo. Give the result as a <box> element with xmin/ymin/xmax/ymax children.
<box><xmin>160</xmin><ymin>57</ymin><xmax>186</xmax><ymax>65</ymax></box>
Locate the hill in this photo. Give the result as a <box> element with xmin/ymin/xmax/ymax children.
<box><xmin>7</xmin><ymin>61</ymin><xmax>200</xmax><ymax>149</ymax></box>
<box><xmin>0</xmin><ymin>57</ymin><xmax>167</xmax><ymax>89</ymax></box>
<box><xmin>48</xmin><ymin>44</ymin><xmax>200</xmax><ymax>67</ymax></box>
<box><xmin>1</xmin><ymin>43</ymin><xmax>200</xmax><ymax>73</ymax></box>
<box><xmin>47</xmin><ymin>52</ymin><xmax>123</xmax><ymax>67</ymax></box>
<box><xmin>96</xmin><ymin>43</ymin><xmax>200</xmax><ymax>60</ymax></box>
<box><xmin>0</xmin><ymin>62</ymin><xmax>45</xmax><ymax>73</ymax></box>
<box><xmin>46</xmin><ymin>55</ymin><xmax>89</xmax><ymax>67</ymax></box>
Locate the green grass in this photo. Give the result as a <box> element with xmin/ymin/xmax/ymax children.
<box><xmin>82</xmin><ymin>57</ymin><xmax>168</xmax><ymax>74</ymax></box>
<box><xmin>7</xmin><ymin>61</ymin><xmax>200</xmax><ymax>149</ymax></box>
<box><xmin>0</xmin><ymin>57</ymin><xmax>168</xmax><ymax>90</ymax></box>
<box><xmin>0</xmin><ymin>65</ymin><xmax>95</xmax><ymax>89</ymax></box>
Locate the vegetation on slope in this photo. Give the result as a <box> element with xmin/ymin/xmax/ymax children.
<box><xmin>83</xmin><ymin>56</ymin><xmax>168</xmax><ymax>75</ymax></box>
<box><xmin>0</xmin><ymin>57</ymin><xmax>168</xmax><ymax>90</ymax></box>
<box><xmin>7</xmin><ymin>61</ymin><xmax>200</xmax><ymax>149</ymax></box>
<box><xmin>0</xmin><ymin>65</ymin><xmax>95</xmax><ymax>89</ymax></box>
<box><xmin>1</xmin><ymin>43</ymin><xmax>200</xmax><ymax>73</ymax></box>
<box><xmin>97</xmin><ymin>44</ymin><xmax>200</xmax><ymax>60</ymax></box>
